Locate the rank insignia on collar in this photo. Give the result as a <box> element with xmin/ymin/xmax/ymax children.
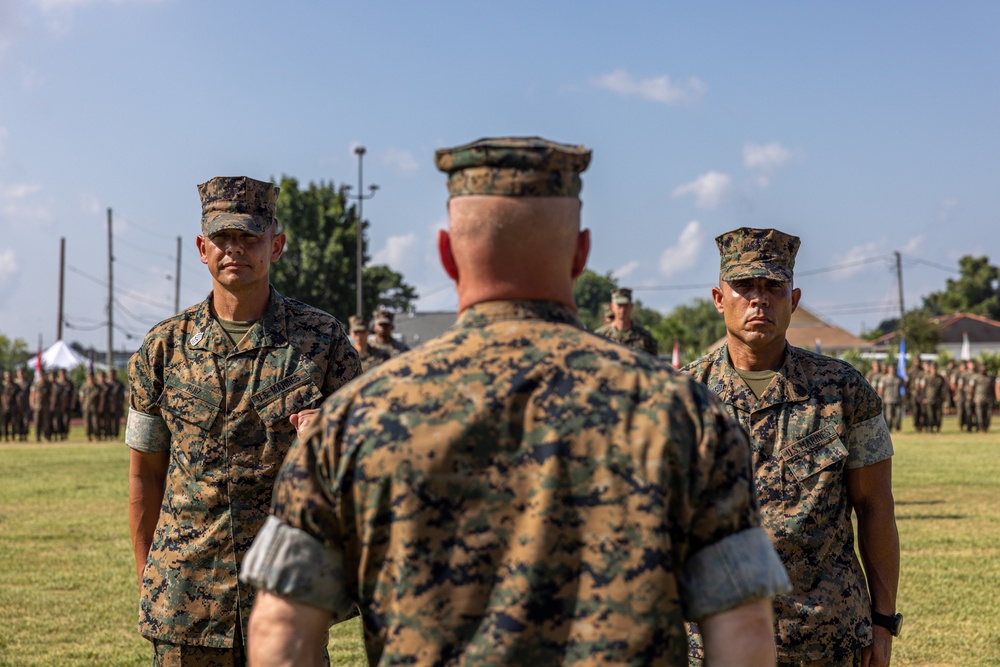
<box><xmin>190</xmin><ymin>332</ymin><xmax>205</xmax><ymax>345</ymax></box>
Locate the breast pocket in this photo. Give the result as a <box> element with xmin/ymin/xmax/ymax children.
<box><xmin>157</xmin><ymin>375</ymin><xmax>222</xmax><ymax>432</ymax></box>
<box><xmin>778</xmin><ymin>426</ymin><xmax>848</xmax><ymax>517</ymax></box>
<box><xmin>251</xmin><ymin>370</ymin><xmax>324</xmax><ymax>430</ymax></box>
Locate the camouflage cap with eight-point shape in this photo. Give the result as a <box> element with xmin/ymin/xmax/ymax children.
<box><xmin>198</xmin><ymin>176</ymin><xmax>279</xmax><ymax>236</ymax></box>
<box><xmin>435</xmin><ymin>137</ymin><xmax>591</xmax><ymax>198</ymax></box>
<box><xmin>716</xmin><ymin>227</ymin><xmax>800</xmax><ymax>283</ymax></box>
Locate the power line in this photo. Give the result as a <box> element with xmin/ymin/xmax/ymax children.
<box><xmin>68</xmin><ymin>264</ymin><xmax>176</xmax><ymax>311</ymax></box>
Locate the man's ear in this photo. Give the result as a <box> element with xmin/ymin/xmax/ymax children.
<box><xmin>571</xmin><ymin>229</ymin><xmax>591</xmax><ymax>279</ymax></box>
<box><xmin>791</xmin><ymin>286</ymin><xmax>802</xmax><ymax>313</ymax></box>
<box><xmin>711</xmin><ymin>284</ymin><xmax>725</xmax><ymax>315</ymax></box>
<box><xmin>270</xmin><ymin>231</ymin><xmax>286</xmax><ymax>262</ymax></box>
<box><xmin>196</xmin><ymin>235</ymin><xmax>209</xmax><ymax>265</ymax></box>
<box><xmin>438</xmin><ymin>229</ymin><xmax>459</xmax><ymax>281</ymax></box>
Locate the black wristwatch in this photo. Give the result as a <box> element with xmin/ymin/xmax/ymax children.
<box><xmin>872</xmin><ymin>611</ymin><xmax>903</xmax><ymax>637</ymax></box>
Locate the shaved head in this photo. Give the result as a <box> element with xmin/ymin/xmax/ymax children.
<box><xmin>441</xmin><ymin>196</ymin><xmax>588</xmax><ymax>311</ymax></box>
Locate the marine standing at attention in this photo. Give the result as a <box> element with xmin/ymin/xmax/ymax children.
<box><xmin>594</xmin><ymin>287</ymin><xmax>659</xmax><ymax>355</ymax></box>
<box><xmin>368</xmin><ymin>308</ymin><xmax>410</xmax><ymax>357</ymax></box>
<box><xmin>241</xmin><ymin>137</ymin><xmax>789</xmax><ymax>667</ymax></box>
<box><xmin>126</xmin><ymin>175</ymin><xmax>360</xmax><ymax>664</ymax></box>
<box><xmin>682</xmin><ymin>227</ymin><xmax>901</xmax><ymax>667</ymax></box>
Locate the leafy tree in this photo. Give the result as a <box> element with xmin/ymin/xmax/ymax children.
<box><xmin>653</xmin><ymin>298</ymin><xmax>727</xmax><ymax>364</ymax></box>
<box><xmin>922</xmin><ymin>255</ymin><xmax>1000</xmax><ymax>319</ymax></box>
<box><xmin>269</xmin><ymin>176</ymin><xmax>417</xmax><ymax>321</ymax></box>
<box><xmin>875</xmin><ymin>310</ymin><xmax>942</xmax><ymax>356</ymax></box>
<box><xmin>0</xmin><ymin>334</ymin><xmax>30</xmax><ymax>372</ymax></box>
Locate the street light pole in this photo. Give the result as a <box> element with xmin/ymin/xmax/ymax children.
<box><xmin>345</xmin><ymin>146</ymin><xmax>379</xmax><ymax>318</ymax></box>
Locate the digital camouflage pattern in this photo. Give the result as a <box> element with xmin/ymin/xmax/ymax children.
<box><xmin>246</xmin><ymin>299</ymin><xmax>789</xmax><ymax>666</ymax></box>
<box><xmin>435</xmin><ymin>137</ymin><xmax>591</xmax><ymax>198</ymax></box>
<box><xmin>716</xmin><ymin>227</ymin><xmax>800</xmax><ymax>283</ymax></box>
<box><xmin>681</xmin><ymin>343</ymin><xmax>893</xmax><ymax>662</ymax></box>
<box><xmin>366</xmin><ymin>335</ymin><xmax>410</xmax><ymax>359</ymax></box>
<box><xmin>126</xmin><ymin>287</ymin><xmax>360</xmax><ymax>647</ymax></box>
<box><xmin>198</xmin><ymin>176</ymin><xmax>278</xmax><ymax>236</ymax></box>
<box><xmin>611</xmin><ymin>287</ymin><xmax>633</xmax><ymax>304</ymax></box>
<box><xmin>593</xmin><ymin>321</ymin><xmax>659</xmax><ymax>356</ymax></box>
<box><xmin>356</xmin><ymin>346</ymin><xmax>391</xmax><ymax>373</ymax></box>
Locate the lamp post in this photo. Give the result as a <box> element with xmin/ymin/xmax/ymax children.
<box><xmin>344</xmin><ymin>146</ymin><xmax>379</xmax><ymax>319</ymax></box>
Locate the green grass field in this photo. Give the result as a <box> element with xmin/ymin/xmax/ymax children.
<box><xmin>1</xmin><ymin>418</ymin><xmax>997</xmax><ymax>666</ymax></box>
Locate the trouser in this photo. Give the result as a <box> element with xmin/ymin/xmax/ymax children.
<box><xmin>976</xmin><ymin>401</ymin><xmax>992</xmax><ymax>432</ymax></box>
<box><xmin>84</xmin><ymin>409</ymin><xmax>99</xmax><ymax>439</ymax></box>
<box><xmin>111</xmin><ymin>410</ymin><xmax>122</xmax><ymax>438</ymax></box>
<box><xmin>0</xmin><ymin>411</ymin><xmax>11</xmax><ymax>439</ymax></box>
<box><xmin>151</xmin><ymin>625</ymin><xmax>330</xmax><ymax>667</ymax></box>
<box><xmin>34</xmin><ymin>410</ymin><xmax>51</xmax><ymax>441</ymax></box>
<box><xmin>885</xmin><ymin>403</ymin><xmax>903</xmax><ymax>431</ymax></box>
<box><xmin>911</xmin><ymin>401</ymin><xmax>924</xmax><ymax>430</ymax></box>
<box><xmin>923</xmin><ymin>401</ymin><xmax>942</xmax><ymax>431</ymax></box>
<box><xmin>777</xmin><ymin>652</ymin><xmax>861</xmax><ymax>667</ymax></box>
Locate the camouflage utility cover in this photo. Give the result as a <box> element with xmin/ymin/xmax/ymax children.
<box><xmin>681</xmin><ymin>343</ymin><xmax>893</xmax><ymax>661</ymax></box>
<box><xmin>125</xmin><ymin>288</ymin><xmax>360</xmax><ymax>647</ymax></box>
<box><xmin>593</xmin><ymin>321</ymin><xmax>659</xmax><ymax>356</ymax></box>
<box><xmin>198</xmin><ymin>175</ymin><xmax>278</xmax><ymax>237</ymax></box>
<box><xmin>435</xmin><ymin>137</ymin><xmax>591</xmax><ymax>198</ymax></box>
<box><xmin>243</xmin><ymin>299</ymin><xmax>789</xmax><ymax>665</ymax></box>
<box><xmin>716</xmin><ymin>227</ymin><xmax>800</xmax><ymax>283</ymax></box>
<box><xmin>611</xmin><ymin>287</ymin><xmax>633</xmax><ymax>305</ymax></box>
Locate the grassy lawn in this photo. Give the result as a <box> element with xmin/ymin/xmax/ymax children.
<box><xmin>0</xmin><ymin>418</ymin><xmax>997</xmax><ymax>666</ymax></box>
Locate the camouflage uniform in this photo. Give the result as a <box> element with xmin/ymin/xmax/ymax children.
<box><xmin>972</xmin><ymin>367</ymin><xmax>993</xmax><ymax>432</ymax></box>
<box><xmin>367</xmin><ymin>309</ymin><xmax>410</xmax><ymax>358</ymax></box>
<box><xmin>245</xmin><ymin>300</ymin><xmax>789</xmax><ymax>666</ymax></box>
<box><xmin>594</xmin><ymin>287</ymin><xmax>659</xmax><ymax>356</ymax></box>
<box><xmin>879</xmin><ymin>372</ymin><xmax>904</xmax><ymax>432</ymax></box>
<box><xmin>127</xmin><ymin>287</ymin><xmax>359</xmax><ymax>647</ymax></box>
<box><xmin>15</xmin><ymin>373</ymin><xmax>31</xmax><ymax>440</ymax></box>
<box><xmin>683</xmin><ymin>227</ymin><xmax>896</xmax><ymax>664</ymax></box>
<box><xmin>0</xmin><ymin>372</ymin><xmax>17</xmax><ymax>440</ymax></box>
<box><xmin>921</xmin><ymin>368</ymin><xmax>948</xmax><ymax>432</ymax></box>
<box><xmin>243</xmin><ymin>137</ymin><xmax>789</xmax><ymax>666</ymax></box>
<box><xmin>593</xmin><ymin>320</ymin><xmax>659</xmax><ymax>355</ymax></box>
<box><xmin>349</xmin><ymin>315</ymin><xmax>391</xmax><ymax>373</ymax></box>
<box><xmin>126</xmin><ymin>292</ymin><xmax>360</xmax><ymax>645</ymax></box>
<box><xmin>682</xmin><ymin>343</ymin><xmax>892</xmax><ymax>662</ymax></box>
<box><xmin>78</xmin><ymin>377</ymin><xmax>100</xmax><ymax>441</ymax></box>
<box><xmin>107</xmin><ymin>374</ymin><xmax>125</xmax><ymax>438</ymax></box>
<box><xmin>30</xmin><ymin>376</ymin><xmax>52</xmax><ymax>442</ymax></box>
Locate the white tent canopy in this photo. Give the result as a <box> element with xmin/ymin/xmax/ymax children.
<box><xmin>41</xmin><ymin>340</ymin><xmax>89</xmax><ymax>370</ymax></box>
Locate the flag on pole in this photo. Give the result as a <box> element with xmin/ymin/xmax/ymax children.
<box><xmin>897</xmin><ymin>337</ymin><xmax>907</xmax><ymax>381</ymax></box>
<box><xmin>960</xmin><ymin>331</ymin><xmax>971</xmax><ymax>361</ymax></box>
<box><xmin>671</xmin><ymin>339</ymin><xmax>681</xmax><ymax>369</ymax></box>
<box><xmin>35</xmin><ymin>346</ymin><xmax>43</xmax><ymax>374</ymax></box>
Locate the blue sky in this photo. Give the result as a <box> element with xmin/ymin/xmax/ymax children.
<box><xmin>1</xmin><ymin>0</ymin><xmax>998</xmax><ymax>355</ymax></box>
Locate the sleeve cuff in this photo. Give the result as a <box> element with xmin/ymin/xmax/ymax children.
<box><xmin>846</xmin><ymin>414</ymin><xmax>894</xmax><ymax>468</ymax></box>
<box><xmin>125</xmin><ymin>408</ymin><xmax>171</xmax><ymax>453</ymax></box>
<box><xmin>240</xmin><ymin>516</ymin><xmax>355</xmax><ymax>618</ymax></box>
<box><xmin>679</xmin><ymin>527</ymin><xmax>791</xmax><ymax>621</ymax></box>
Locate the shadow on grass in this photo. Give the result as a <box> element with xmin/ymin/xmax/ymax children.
<box><xmin>897</xmin><ymin>515</ymin><xmax>967</xmax><ymax>520</ymax></box>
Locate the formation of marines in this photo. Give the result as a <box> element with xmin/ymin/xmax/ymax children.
<box><xmin>0</xmin><ymin>367</ymin><xmax>126</xmax><ymax>441</ymax></box>
<box><xmin>867</xmin><ymin>358</ymin><xmax>996</xmax><ymax>433</ymax></box>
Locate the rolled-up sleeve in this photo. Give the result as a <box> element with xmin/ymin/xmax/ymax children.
<box><xmin>125</xmin><ymin>408</ymin><xmax>170</xmax><ymax>453</ymax></box>
<box><xmin>845</xmin><ymin>414</ymin><xmax>894</xmax><ymax>468</ymax></box>
<box><xmin>679</xmin><ymin>526</ymin><xmax>790</xmax><ymax>621</ymax></box>
<box><xmin>241</xmin><ymin>516</ymin><xmax>355</xmax><ymax>618</ymax></box>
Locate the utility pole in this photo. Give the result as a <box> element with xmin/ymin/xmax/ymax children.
<box><xmin>57</xmin><ymin>237</ymin><xmax>65</xmax><ymax>341</ymax></box>
<box><xmin>894</xmin><ymin>251</ymin><xmax>905</xmax><ymax>324</ymax></box>
<box><xmin>107</xmin><ymin>208</ymin><xmax>114</xmax><ymax>372</ymax></box>
<box><xmin>174</xmin><ymin>235</ymin><xmax>182</xmax><ymax>314</ymax></box>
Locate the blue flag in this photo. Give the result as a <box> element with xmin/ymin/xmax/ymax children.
<box><xmin>898</xmin><ymin>337</ymin><xmax>908</xmax><ymax>381</ymax></box>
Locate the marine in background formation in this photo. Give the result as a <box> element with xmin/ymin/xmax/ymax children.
<box><xmin>593</xmin><ymin>287</ymin><xmax>659</xmax><ymax>355</ymax></box>
<box><xmin>349</xmin><ymin>315</ymin><xmax>391</xmax><ymax>373</ymax></box>
<box><xmin>368</xmin><ymin>308</ymin><xmax>410</xmax><ymax>358</ymax></box>
<box><xmin>1</xmin><ymin>370</ymin><xmax>22</xmax><ymax>441</ymax></box>
<box><xmin>879</xmin><ymin>365</ymin><xmax>904</xmax><ymax>433</ymax></box>
<box><xmin>78</xmin><ymin>374</ymin><xmax>100</xmax><ymax>442</ymax></box>
<box><xmin>243</xmin><ymin>137</ymin><xmax>787</xmax><ymax>667</ymax></box>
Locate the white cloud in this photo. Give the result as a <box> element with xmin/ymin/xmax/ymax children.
<box><xmin>902</xmin><ymin>235</ymin><xmax>924</xmax><ymax>255</ymax></box>
<box><xmin>744</xmin><ymin>142</ymin><xmax>792</xmax><ymax>188</ymax></box>
<box><xmin>80</xmin><ymin>192</ymin><xmax>101</xmax><ymax>216</ymax></box>
<box><xmin>0</xmin><ymin>248</ymin><xmax>18</xmax><ymax>281</ymax></box>
<box><xmin>659</xmin><ymin>220</ymin><xmax>704</xmax><ymax>277</ymax></box>
<box><xmin>372</xmin><ymin>233</ymin><xmax>419</xmax><ymax>273</ymax></box>
<box><xmin>613</xmin><ymin>260</ymin><xmax>639</xmax><ymax>281</ymax></box>
<box><xmin>831</xmin><ymin>241</ymin><xmax>881</xmax><ymax>280</ymax></box>
<box><xmin>383</xmin><ymin>148</ymin><xmax>418</xmax><ymax>173</ymax></box>
<box><xmin>672</xmin><ymin>172</ymin><xmax>731</xmax><ymax>209</ymax></box>
<box><xmin>590</xmin><ymin>68</ymin><xmax>707</xmax><ymax>106</ymax></box>
<box><xmin>939</xmin><ymin>198</ymin><xmax>958</xmax><ymax>222</ymax></box>
<box><xmin>2</xmin><ymin>183</ymin><xmax>42</xmax><ymax>199</ymax></box>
